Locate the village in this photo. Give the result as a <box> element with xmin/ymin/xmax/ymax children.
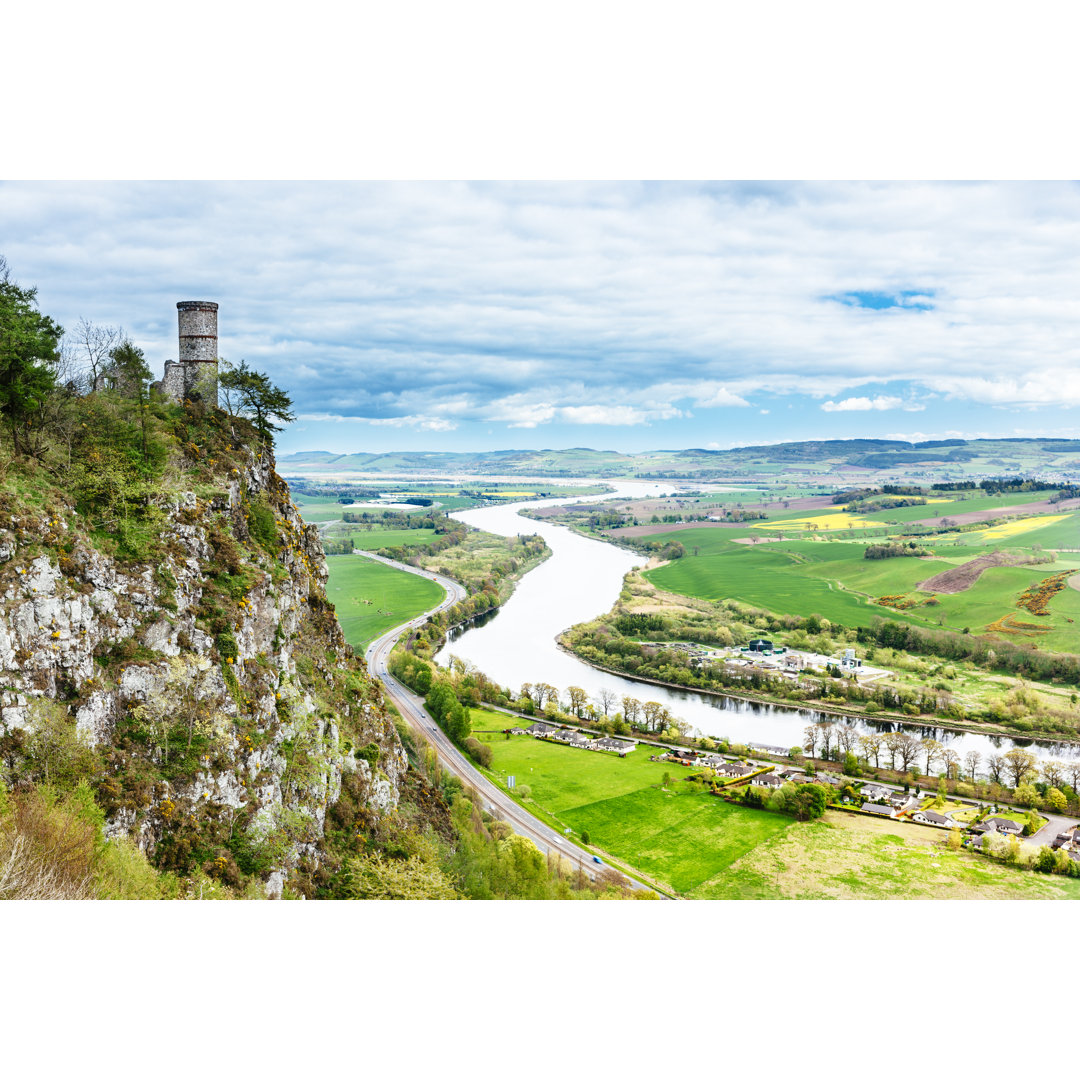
<box><xmin>648</xmin><ymin>637</ymin><xmax>894</xmax><ymax>683</ymax></box>
<box><xmin>508</xmin><ymin>718</ymin><xmax>1080</xmax><ymax>861</ymax></box>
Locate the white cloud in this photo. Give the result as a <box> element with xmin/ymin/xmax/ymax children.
<box><xmin>821</xmin><ymin>395</ymin><xmax>925</xmax><ymax>412</ymax></box>
<box><xmin>559</xmin><ymin>404</ymin><xmax>672</xmax><ymax>426</ymax></box>
<box><xmin>925</xmin><ymin>372</ymin><xmax>1080</xmax><ymax>407</ymax></box>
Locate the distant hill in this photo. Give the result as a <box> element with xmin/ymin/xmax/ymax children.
<box><xmin>278</xmin><ymin>438</ymin><xmax>1080</xmax><ymax>482</ymax></box>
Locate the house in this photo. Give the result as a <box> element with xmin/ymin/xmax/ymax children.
<box><xmin>983</xmin><ymin>816</ymin><xmax>1023</xmax><ymax>835</ymax></box>
<box><xmin>747</xmin><ymin>743</ymin><xmax>788</xmax><ymax>757</ymax></box>
<box><xmin>778</xmin><ymin>768</ymin><xmax>804</xmax><ymax>782</ymax></box>
<box><xmin>716</xmin><ymin>763</ymin><xmax>754</xmax><ymax>779</ymax></box>
<box><xmin>862</xmin><ymin>785</ymin><xmax>891</xmax><ymax>802</ymax></box>
<box><xmin>527</xmin><ymin>722</ymin><xmax>555</xmax><ymax>738</ymax></box>
<box><xmin>551</xmin><ymin>727</ymin><xmax>589</xmax><ymax>746</ymax></box>
<box><xmin>668</xmin><ymin>748</ymin><xmax>699</xmax><ymax>763</ymax></box>
<box><xmin>751</xmin><ymin>772</ymin><xmax>785</xmax><ymax>789</ymax></box>
<box><xmin>912</xmin><ymin>810</ymin><xmax>953</xmax><ymax>827</ymax></box>
<box><xmin>862</xmin><ymin>802</ymin><xmax>896</xmax><ymax>817</ymax></box>
<box><xmin>889</xmin><ymin>791</ymin><xmax>914</xmax><ymax>809</ymax></box>
<box><xmin>594</xmin><ymin>737</ymin><xmax>635</xmax><ymax>756</ymax></box>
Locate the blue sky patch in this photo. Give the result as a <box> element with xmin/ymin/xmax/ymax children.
<box><xmin>830</xmin><ymin>289</ymin><xmax>935</xmax><ymax>311</ymax></box>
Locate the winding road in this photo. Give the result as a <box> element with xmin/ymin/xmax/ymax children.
<box><xmin>356</xmin><ymin>551</ymin><xmax>656</xmax><ymax>894</ymax></box>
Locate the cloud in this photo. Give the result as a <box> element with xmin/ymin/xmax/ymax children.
<box><xmin>5</xmin><ymin>180</ymin><xmax>1080</xmax><ymax>437</ymax></box>
<box><xmin>821</xmin><ymin>395</ymin><xmax>924</xmax><ymax>412</ymax></box>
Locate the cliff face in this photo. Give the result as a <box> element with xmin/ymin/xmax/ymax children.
<box><xmin>0</xmin><ymin>440</ymin><xmax>405</xmax><ymax>897</ymax></box>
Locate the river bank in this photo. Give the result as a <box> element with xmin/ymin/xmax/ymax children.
<box><xmin>553</xmin><ymin>637</ymin><xmax>1060</xmax><ymax>748</ymax></box>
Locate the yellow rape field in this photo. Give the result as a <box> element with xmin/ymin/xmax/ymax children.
<box><xmin>749</xmin><ymin>512</ymin><xmax>879</xmax><ymax>531</ymax></box>
<box><xmin>979</xmin><ymin>514</ymin><xmax>1071</xmax><ymax>542</ymax></box>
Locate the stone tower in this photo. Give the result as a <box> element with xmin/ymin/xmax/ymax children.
<box><xmin>161</xmin><ymin>300</ymin><xmax>219</xmax><ymax>403</ymax></box>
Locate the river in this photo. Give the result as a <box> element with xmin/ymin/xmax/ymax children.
<box><xmin>435</xmin><ymin>482</ymin><xmax>1078</xmax><ymax>768</ymax></box>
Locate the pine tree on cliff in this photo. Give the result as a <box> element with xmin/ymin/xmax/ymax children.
<box><xmin>219</xmin><ymin>359</ymin><xmax>295</xmax><ymax>445</ymax></box>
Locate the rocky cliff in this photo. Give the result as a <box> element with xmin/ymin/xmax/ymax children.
<box><xmin>0</xmin><ymin>423</ymin><xmax>406</xmax><ymax>898</ymax></box>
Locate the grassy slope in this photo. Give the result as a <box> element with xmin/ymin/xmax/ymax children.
<box><xmin>468</xmin><ymin>708</ymin><xmax>1079</xmax><ymax>898</ymax></box>
<box><xmin>324</xmin><ymin>555</ymin><xmax>444</xmax><ymax>650</ymax></box>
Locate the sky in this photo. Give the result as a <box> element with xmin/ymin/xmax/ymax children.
<box><xmin>2</xmin><ymin>180</ymin><xmax>1079</xmax><ymax>456</ymax></box>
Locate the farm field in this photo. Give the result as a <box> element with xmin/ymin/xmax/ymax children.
<box><xmin>972</xmin><ymin>513</ymin><xmax>1073</xmax><ymax>544</ymax></box>
<box><xmin>643</xmin><ymin>526</ymin><xmax>1080</xmax><ymax>646</ymax></box>
<box><xmin>349</xmin><ymin>527</ymin><xmax>439</xmax><ymax>550</ymax></box>
<box><xmin>749</xmin><ymin>511</ymin><xmax>881</xmax><ymax>532</ymax></box>
<box><xmin>467</xmin><ymin>714</ymin><xmax>1080</xmax><ymax>898</ymax></box>
<box><xmin>845</xmin><ymin>490</ymin><xmax>1056</xmax><ymax>524</ymax></box>
<box><xmin>645</xmin><ymin>540</ymin><xmax>932</xmax><ymax>628</ymax></box>
<box><xmin>324</xmin><ymin>555</ymin><xmax>445</xmax><ymax>651</ymax></box>
<box><xmin>290</xmin><ymin>495</ymin><xmax>353</xmax><ymax>521</ymax></box>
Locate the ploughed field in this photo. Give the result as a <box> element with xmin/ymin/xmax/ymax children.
<box><xmin>467</xmin><ymin>709</ymin><xmax>1080</xmax><ymax>899</ymax></box>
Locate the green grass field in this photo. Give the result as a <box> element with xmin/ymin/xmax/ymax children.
<box><xmin>324</xmin><ymin>555</ymin><xmax>445</xmax><ymax>650</ymax></box>
<box><xmin>350</xmin><ymin>528</ymin><xmax>439</xmax><ymax>550</ymax></box>
<box><xmin>290</xmin><ymin>496</ymin><xmax>351</xmax><ymax>522</ymax></box>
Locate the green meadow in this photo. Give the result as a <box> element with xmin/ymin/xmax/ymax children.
<box><xmin>324</xmin><ymin>555</ymin><xmax>445</xmax><ymax>650</ymax></box>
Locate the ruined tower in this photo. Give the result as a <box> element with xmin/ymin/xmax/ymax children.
<box><xmin>161</xmin><ymin>300</ymin><xmax>219</xmax><ymax>403</ymax></box>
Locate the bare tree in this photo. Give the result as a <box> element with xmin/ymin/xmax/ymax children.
<box><xmin>70</xmin><ymin>316</ymin><xmax>123</xmax><ymax>390</ymax></box>
<box><xmin>836</xmin><ymin>725</ymin><xmax>858</xmax><ymax>756</ymax></box>
<box><xmin>595</xmin><ymin>688</ymin><xmax>617</xmax><ymax>717</ymax></box>
<box><xmin>986</xmin><ymin>754</ymin><xmax>1005</xmax><ymax>786</ymax></box>
<box><xmin>803</xmin><ymin>724</ymin><xmax>819</xmax><ymax>758</ymax></box>
<box><xmin>816</xmin><ymin>721</ymin><xmax>836</xmax><ymax>759</ymax></box>
<box><xmin>964</xmin><ymin>750</ymin><xmax>982</xmax><ymax>782</ymax></box>
<box><xmin>621</xmin><ymin>696</ymin><xmax>641</xmax><ymax>728</ymax></box>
